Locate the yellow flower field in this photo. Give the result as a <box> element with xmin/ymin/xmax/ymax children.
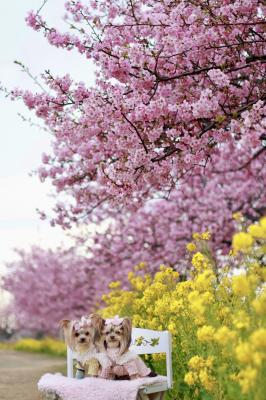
<box><xmin>0</xmin><ymin>337</ymin><xmax>66</xmax><ymax>357</ymax></box>
<box><xmin>101</xmin><ymin>217</ymin><xmax>266</xmax><ymax>399</ymax></box>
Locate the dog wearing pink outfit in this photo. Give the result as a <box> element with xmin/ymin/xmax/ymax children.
<box><xmin>100</xmin><ymin>316</ymin><xmax>156</xmax><ymax>380</ymax></box>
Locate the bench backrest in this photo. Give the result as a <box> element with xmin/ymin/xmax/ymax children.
<box><xmin>67</xmin><ymin>327</ymin><xmax>173</xmax><ymax>388</ymax></box>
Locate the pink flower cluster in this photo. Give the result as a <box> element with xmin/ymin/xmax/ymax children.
<box><xmin>83</xmin><ymin>137</ymin><xmax>266</xmax><ymax>282</ymax></box>
<box><xmin>3</xmin><ymin>247</ymin><xmax>97</xmax><ymax>334</ymax></box>
<box><xmin>15</xmin><ymin>1</ymin><xmax>265</xmax><ymax>220</ymax></box>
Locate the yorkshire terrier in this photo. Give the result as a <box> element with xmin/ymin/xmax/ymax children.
<box><xmin>60</xmin><ymin>314</ymin><xmax>111</xmax><ymax>378</ymax></box>
<box><xmin>100</xmin><ymin>315</ymin><xmax>157</xmax><ymax>380</ymax></box>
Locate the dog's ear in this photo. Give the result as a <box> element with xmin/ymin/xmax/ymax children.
<box><xmin>59</xmin><ymin>319</ymin><xmax>75</xmax><ymax>349</ymax></box>
<box><xmin>90</xmin><ymin>314</ymin><xmax>105</xmax><ymax>344</ymax></box>
<box><xmin>119</xmin><ymin>318</ymin><xmax>132</xmax><ymax>355</ymax></box>
<box><xmin>59</xmin><ymin>319</ymin><xmax>70</xmax><ymax>329</ymax></box>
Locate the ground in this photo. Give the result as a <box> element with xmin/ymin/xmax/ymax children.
<box><xmin>0</xmin><ymin>350</ymin><xmax>66</xmax><ymax>400</ymax></box>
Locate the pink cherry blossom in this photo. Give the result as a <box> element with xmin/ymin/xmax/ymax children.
<box><xmin>3</xmin><ymin>247</ymin><xmax>97</xmax><ymax>334</ymax></box>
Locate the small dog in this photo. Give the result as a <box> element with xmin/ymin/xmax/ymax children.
<box><xmin>100</xmin><ymin>315</ymin><xmax>156</xmax><ymax>380</ymax></box>
<box><xmin>60</xmin><ymin>314</ymin><xmax>111</xmax><ymax>378</ymax></box>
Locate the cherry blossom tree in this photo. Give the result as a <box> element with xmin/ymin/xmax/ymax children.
<box><xmin>3</xmin><ymin>246</ymin><xmax>96</xmax><ymax>335</ymax></box>
<box><xmin>85</xmin><ymin>141</ymin><xmax>266</xmax><ymax>277</ymax></box>
<box><xmin>8</xmin><ymin>1</ymin><xmax>266</xmax><ymax>285</ymax></box>
<box><xmin>11</xmin><ymin>0</ymin><xmax>265</xmax><ymax>228</ymax></box>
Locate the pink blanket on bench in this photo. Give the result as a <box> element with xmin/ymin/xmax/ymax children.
<box><xmin>38</xmin><ymin>373</ymin><xmax>167</xmax><ymax>400</ymax></box>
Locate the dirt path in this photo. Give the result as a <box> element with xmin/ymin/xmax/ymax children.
<box><xmin>0</xmin><ymin>350</ymin><xmax>66</xmax><ymax>400</ymax></box>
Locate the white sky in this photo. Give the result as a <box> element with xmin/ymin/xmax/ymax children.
<box><xmin>0</xmin><ymin>0</ymin><xmax>95</xmax><ymax>277</ymax></box>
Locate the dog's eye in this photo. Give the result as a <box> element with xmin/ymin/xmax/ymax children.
<box><xmin>75</xmin><ymin>332</ymin><xmax>79</xmax><ymax>337</ymax></box>
<box><xmin>85</xmin><ymin>332</ymin><xmax>90</xmax><ymax>336</ymax></box>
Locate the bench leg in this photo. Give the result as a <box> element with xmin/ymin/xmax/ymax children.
<box><xmin>138</xmin><ymin>391</ymin><xmax>149</xmax><ymax>400</ymax></box>
<box><xmin>148</xmin><ymin>393</ymin><xmax>165</xmax><ymax>400</ymax></box>
<box><xmin>138</xmin><ymin>391</ymin><xmax>165</xmax><ymax>400</ymax></box>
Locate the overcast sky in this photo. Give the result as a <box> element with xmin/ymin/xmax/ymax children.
<box><xmin>0</xmin><ymin>0</ymin><xmax>95</xmax><ymax>274</ymax></box>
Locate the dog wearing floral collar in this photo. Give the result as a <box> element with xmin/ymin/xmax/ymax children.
<box><xmin>100</xmin><ymin>316</ymin><xmax>155</xmax><ymax>380</ymax></box>
<box><xmin>60</xmin><ymin>314</ymin><xmax>111</xmax><ymax>378</ymax></box>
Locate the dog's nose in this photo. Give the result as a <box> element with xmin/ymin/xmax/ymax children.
<box><xmin>80</xmin><ymin>338</ymin><xmax>85</xmax><ymax>342</ymax></box>
<box><xmin>110</xmin><ymin>335</ymin><xmax>115</xmax><ymax>340</ymax></box>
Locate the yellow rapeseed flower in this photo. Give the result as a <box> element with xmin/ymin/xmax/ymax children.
<box><xmin>259</xmin><ymin>216</ymin><xmax>266</xmax><ymax>230</ymax></box>
<box><xmin>175</xmin><ymin>280</ymin><xmax>193</xmax><ymax>295</ymax></box>
<box><xmin>108</xmin><ymin>281</ymin><xmax>121</xmax><ymax>289</ymax></box>
<box><xmin>236</xmin><ymin>367</ymin><xmax>258</xmax><ymax>394</ymax></box>
<box><xmin>232</xmin><ymin>232</ymin><xmax>253</xmax><ymax>254</ymax></box>
<box><xmin>192</xmin><ymin>252</ymin><xmax>209</xmax><ymax>271</ymax></box>
<box><xmin>197</xmin><ymin>325</ymin><xmax>215</xmax><ymax>342</ymax></box>
<box><xmin>192</xmin><ymin>232</ymin><xmax>211</xmax><ymax>241</ymax></box>
<box><xmin>235</xmin><ymin>342</ymin><xmax>253</xmax><ymax>364</ymax></box>
<box><xmin>193</xmin><ymin>233</ymin><xmax>201</xmax><ymax>240</ymax></box>
<box><xmin>250</xmin><ymin>328</ymin><xmax>266</xmax><ymax>350</ymax></box>
<box><xmin>194</xmin><ymin>270</ymin><xmax>215</xmax><ymax>292</ymax></box>
<box><xmin>128</xmin><ymin>271</ymin><xmax>135</xmax><ymax>281</ymax></box>
<box><xmin>199</xmin><ymin>369</ymin><xmax>215</xmax><ymax>392</ymax></box>
<box><xmin>247</xmin><ymin>216</ymin><xmax>266</xmax><ymax>240</ymax></box>
<box><xmin>232</xmin><ymin>274</ymin><xmax>251</xmax><ymax>297</ymax></box>
<box><xmin>170</xmin><ymin>299</ymin><xmax>184</xmax><ymax>313</ymax></box>
<box><xmin>154</xmin><ymin>266</ymin><xmax>179</xmax><ymax>284</ymax></box>
<box><xmin>217</xmin><ymin>307</ymin><xmax>230</xmax><ymax>321</ymax></box>
<box><xmin>252</xmin><ymin>352</ymin><xmax>264</xmax><ymax>367</ymax></box>
<box><xmin>232</xmin><ymin>212</ymin><xmax>243</xmax><ymax>221</ymax></box>
<box><xmin>232</xmin><ymin>311</ymin><xmax>250</xmax><ymax>330</ymax></box>
<box><xmin>205</xmin><ymin>356</ymin><xmax>215</xmax><ymax>369</ymax></box>
<box><xmin>190</xmin><ymin>302</ymin><xmax>205</xmax><ymax>316</ymax></box>
<box><xmin>248</xmin><ymin>224</ymin><xmax>266</xmax><ymax>239</ymax></box>
<box><xmin>188</xmin><ymin>291</ymin><xmax>205</xmax><ymax>315</ymax></box>
<box><xmin>188</xmin><ymin>355</ymin><xmax>205</xmax><ymax>370</ymax></box>
<box><xmin>186</xmin><ymin>242</ymin><xmax>197</xmax><ymax>252</ymax></box>
<box><xmin>201</xmin><ymin>231</ymin><xmax>211</xmax><ymax>240</ymax></box>
<box><xmin>194</xmin><ymin>315</ymin><xmax>207</xmax><ymax>326</ymax></box>
<box><xmin>250</xmin><ymin>262</ymin><xmax>266</xmax><ymax>282</ymax></box>
<box><xmin>214</xmin><ymin>326</ymin><xmax>237</xmax><ymax>346</ymax></box>
<box><xmin>252</xmin><ymin>290</ymin><xmax>266</xmax><ymax>315</ymax></box>
<box><xmin>202</xmin><ymin>291</ymin><xmax>214</xmax><ymax>304</ymax></box>
<box><xmin>134</xmin><ymin>262</ymin><xmax>146</xmax><ymax>271</ymax></box>
<box><xmin>184</xmin><ymin>371</ymin><xmax>197</xmax><ymax>386</ymax></box>
<box><xmin>168</xmin><ymin>322</ymin><xmax>177</xmax><ymax>334</ymax></box>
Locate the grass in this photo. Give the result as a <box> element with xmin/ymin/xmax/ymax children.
<box><xmin>0</xmin><ymin>337</ymin><xmax>66</xmax><ymax>357</ymax></box>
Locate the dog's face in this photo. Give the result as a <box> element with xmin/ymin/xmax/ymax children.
<box><xmin>103</xmin><ymin>317</ymin><xmax>132</xmax><ymax>355</ymax></box>
<box><xmin>60</xmin><ymin>314</ymin><xmax>105</xmax><ymax>352</ymax></box>
<box><xmin>73</xmin><ymin>324</ymin><xmax>93</xmax><ymax>348</ymax></box>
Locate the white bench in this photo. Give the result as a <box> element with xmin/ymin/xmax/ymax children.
<box><xmin>67</xmin><ymin>327</ymin><xmax>173</xmax><ymax>399</ymax></box>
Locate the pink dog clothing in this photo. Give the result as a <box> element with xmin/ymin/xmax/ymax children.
<box><xmin>100</xmin><ymin>349</ymin><xmax>151</xmax><ymax>380</ymax></box>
